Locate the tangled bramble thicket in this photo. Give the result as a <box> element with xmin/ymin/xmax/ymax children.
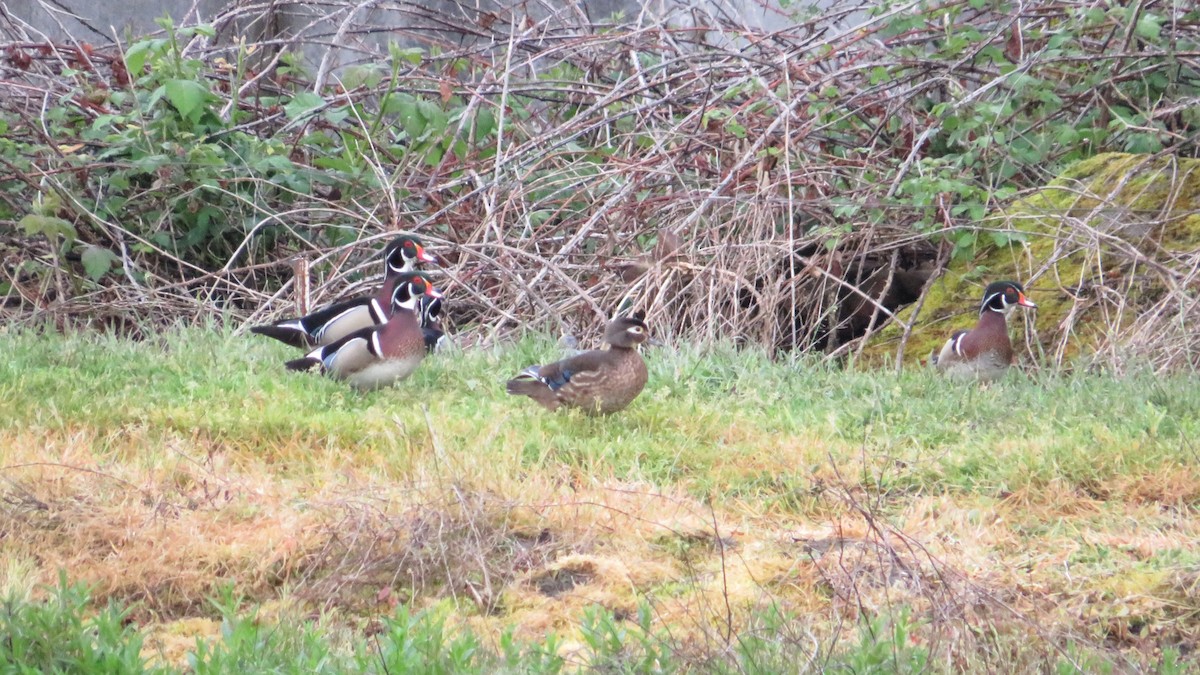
<box><xmin>1</xmin><ymin>0</ymin><xmax>1197</xmax><ymax>368</ymax></box>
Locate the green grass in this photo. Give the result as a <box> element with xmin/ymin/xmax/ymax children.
<box><xmin>2</xmin><ymin>325</ymin><xmax>1199</xmax><ymax>672</ymax></box>
<box><xmin>2</xmin><ymin>581</ymin><xmax>1189</xmax><ymax>673</ymax></box>
<box><xmin>1</xmin><ymin>579</ymin><xmax>954</xmax><ymax>674</ymax></box>
<box><xmin>1</xmin><ymin>326</ymin><xmax>1196</xmax><ymax>501</ymax></box>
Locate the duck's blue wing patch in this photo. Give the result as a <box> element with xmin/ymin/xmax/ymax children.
<box><xmin>544</xmin><ymin>368</ymin><xmax>572</xmax><ymax>391</ymax></box>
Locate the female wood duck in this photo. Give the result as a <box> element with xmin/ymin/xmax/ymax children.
<box><xmin>505</xmin><ymin>313</ymin><xmax>650</xmax><ymax>414</ymax></box>
<box><xmin>934</xmin><ymin>280</ymin><xmax>1036</xmax><ymax>381</ymax></box>
<box><xmin>419</xmin><ymin>295</ymin><xmax>446</xmax><ymax>352</ymax></box>
<box><xmin>285</xmin><ymin>272</ymin><xmax>441</xmax><ymax>390</ymax></box>
<box><xmin>251</xmin><ymin>235</ymin><xmax>437</xmax><ymax>349</ymax></box>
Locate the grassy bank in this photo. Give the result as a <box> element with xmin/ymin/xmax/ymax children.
<box><xmin>0</xmin><ymin>327</ymin><xmax>1197</xmax><ymax>671</ymax></box>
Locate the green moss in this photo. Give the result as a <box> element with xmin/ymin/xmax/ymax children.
<box><xmin>866</xmin><ymin>153</ymin><xmax>1200</xmax><ymax>366</ymax></box>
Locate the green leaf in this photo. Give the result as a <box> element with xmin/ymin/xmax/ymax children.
<box><xmin>123</xmin><ymin>41</ymin><xmax>152</xmax><ymax>76</ymax></box>
<box><xmin>325</xmin><ymin>224</ymin><xmax>360</xmax><ymax>248</ymax></box>
<box><xmin>423</xmin><ymin>144</ymin><xmax>444</xmax><ymax>166</ymax></box>
<box><xmin>417</xmin><ymin>100</ymin><xmax>447</xmax><ymax>137</ymax></box>
<box><xmin>394</xmin><ymin>95</ymin><xmax>425</xmax><ymax>140</ymax></box>
<box><xmin>251</xmin><ymin>154</ymin><xmax>295</xmax><ymax>174</ymax></box>
<box><xmin>146</xmin><ymin>84</ymin><xmax>167</xmax><ymax>112</ymax></box>
<box><xmin>131</xmin><ymin>154</ymin><xmax>170</xmax><ymax>173</ymax></box>
<box><xmin>341</xmin><ymin>64</ymin><xmax>384</xmax><ymax>90</ymax></box>
<box><xmin>1124</xmin><ymin>132</ymin><xmax>1163</xmax><ymax>154</ymax></box>
<box><xmin>284</xmin><ymin>92</ymin><xmax>326</xmax><ymax>121</ymax></box>
<box><xmin>313</xmin><ymin>156</ymin><xmax>357</xmax><ymax>173</ymax></box>
<box><xmin>188</xmin><ymin>24</ymin><xmax>216</xmax><ymax>38</ymax></box>
<box><xmin>164</xmin><ymin>79</ymin><xmax>211</xmax><ymax>122</ymax></box>
<box><xmin>380</xmin><ymin>93</ymin><xmax>407</xmax><ymax>116</ymax></box>
<box><xmin>81</xmin><ymin>245</ymin><xmax>119</xmax><ymax>281</ymax></box>
<box><xmin>32</xmin><ymin>190</ymin><xmax>63</xmax><ymax>217</ymax></box>
<box><xmin>1135</xmin><ymin>13</ymin><xmax>1161</xmax><ymax>40</ymax></box>
<box><xmin>20</xmin><ymin>214</ymin><xmax>77</xmax><ymax>242</ymax></box>
<box><xmin>474</xmin><ymin>107</ymin><xmax>496</xmax><ymax>139</ymax></box>
<box><xmin>391</xmin><ymin>46</ymin><xmax>425</xmax><ymax>65</ymax></box>
<box><xmin>323</xmin><ymin>105</ymin><xmax>350</xmax><ymax>125</ymax></box>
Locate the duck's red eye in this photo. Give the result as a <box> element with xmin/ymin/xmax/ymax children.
<box><xmin>404</xmin><ymin>241</ymin><xmax>414</xmax><ymax>250</ymax></box>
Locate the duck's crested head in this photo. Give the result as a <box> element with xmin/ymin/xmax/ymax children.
<box><xmin>390</xmin><ymin>272</ymin><xmax>441</xmax><ymax>312</ymax></box>
<box><xmin>605</xmin><ymin>313</ymin><xmax>650</xmax><ymax>348</ymax></box>
<box><xmin>981</xmin><ymin>280</ymin><xmax>1036</xmax><ymax>315</ymax></box>
<box><xmin>384</xmin><ymin>235</ymin><xmax>437</xmax><ymax>275</ymax></box>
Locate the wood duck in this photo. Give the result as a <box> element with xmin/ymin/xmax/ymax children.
<box><xmin>933</xmin><ymin>280</ymin><xmax>1036</xmax><ymax>381</ymax></box>
<box><xmin>251</xmin><ymin>235</ymin><xmax>437</xmax><ymax>349</ymax></box>
<box><xmin>505</xmin><ymin>313</ymin><xmax>650</xmax><ymax>414</ymax></box>
<box><xmin>419</xmin><ymin>295</ymin><xmax>446</xmax><ymax>353</ymax></box>
<box><xmin>285</xmin><ymin>272</ymin><xmax>441</xmax><ymax>390</ymax></box>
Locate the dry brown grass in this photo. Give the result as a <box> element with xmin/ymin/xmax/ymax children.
<box><xmin>4</xmin><ymin>419</ymin><xmax>1199</xmax><ymax>667</ymax></box>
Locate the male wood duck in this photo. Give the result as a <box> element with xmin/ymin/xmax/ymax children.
<box><xmin>505</xmin><ymin>313</ymin><xmax>650</xmax><ymax>414</ymax></box>
<box><xmin>933</xmin><ymin>280</ymin><xmax>1036</xmax><ymax>381</ymax></box>
<box><xmin>419</xmin><ymin>295</ymin><xmax>446</xmax><ymax>353</ymax></box>
<box><xmin>251</xmin><ymin>235</ymin><xmax>437</xmax><ymax>349</ymax></box>
<box><xmin>285</xmin><ymin>272</ymin><xmax>441</xmax><ymax>390</ymax></box>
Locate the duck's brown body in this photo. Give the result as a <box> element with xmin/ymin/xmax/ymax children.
<box><xmin>251</xmin><ymin>235</ymin><xmax>435</xmax><ymax>349</ymax></box>
<box><xmin>294</xmin><ymin>310</ymin><xmax>427</xmax><ymax>390</ymax></box>
<box><xmin>935</xmin><ymin>310</ymin><xmax>1014</xmax><ymax>382</ymax></box>
<box><xmin>506</xmin><ymin>315</ymin><xmax>650</xmax><ymax>415</ymax></box>
<box><xmin>507</xmin><ymin>347</ymin><xmax>648</xmax><ymax>414</ymax></box>
<box><xmin>933</xmin><ymin>281</ymin><xmax>1035</xmax><ymax>382</ymax></box>
<box><xmin>284</xmin><ymin>273</ymin><xmax>439</xmax><ymax>390</ymax></box>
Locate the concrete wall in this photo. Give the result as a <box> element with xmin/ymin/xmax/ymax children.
<box><xmin>4</xmin><ymin>0</ymin><xmax>843</xmax><ymax>87</ymax></box>
<box><xmin>4</xmin><ymin>0</ymin><xmax>230</xmax><ymax>42</ymax></box>
<box><xmin>4</xmin><ymin>0</ymin><xmax>834</xmax><ymax>86</ymax></box>
<box><xmin>4</xmin><ymin>0</ymin><xmax>802</xmax><ymax>45</ymax></box>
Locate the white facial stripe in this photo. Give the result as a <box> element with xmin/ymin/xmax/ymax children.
<box><xmin>981</xmin><ymin>292</ymin><xmax>1004</xmax><ymax>314</ymax></box>
<box><xmin>387</xmin><ymin>247</ymin><xmax>416</xmax><ymax>273</ymax></box>
<box><xmin>396</xmin><ymin>284</ymin><xmax>422</xmax><ymax>312</ymax></box>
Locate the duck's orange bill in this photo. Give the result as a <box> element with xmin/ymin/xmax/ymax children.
<box><xmin>1017</xmin><ymin>292</ymin><xmax>1036</xmax><ymax>308</ymax></box>
<box><xmin>425</xmin><ymin>285</ymin><xmax>444</xmax><ymax>298</ymax></box>
<box><xmin>416</xmin><ymin>246</ymin><xmax>438</xmax><ymax>264</ymax></box>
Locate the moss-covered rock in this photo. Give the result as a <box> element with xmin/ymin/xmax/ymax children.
<box><xmin>865</xmin><ymin>153</ymin><xmax>1200</xmax><ymax>369</ymax></box>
